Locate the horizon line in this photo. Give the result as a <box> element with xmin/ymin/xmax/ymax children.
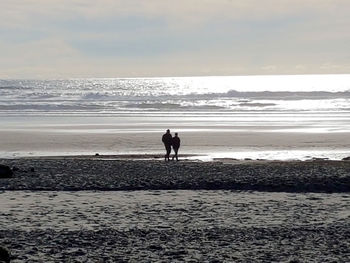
<box><xmin>1</xmin><ymin>73</ymin><xmax>350</xmax><ymax>81</ymax></box>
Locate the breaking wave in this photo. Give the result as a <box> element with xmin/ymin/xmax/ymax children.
<box><xmin>0</xmin><ymin>77</ymin><xmax>350</xmax><ymax>114</ymax></box>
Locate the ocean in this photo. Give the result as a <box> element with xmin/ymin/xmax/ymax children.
<box><xmin>0</xmin><ymin>75</ymin><xmax>350</xmax><ymax>159</ymax></box>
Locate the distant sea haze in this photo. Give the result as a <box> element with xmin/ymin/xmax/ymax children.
<box><xmin>0</xmin><ymin>75</ymin><xmax>349</xmax><ymax>160</ymax></box>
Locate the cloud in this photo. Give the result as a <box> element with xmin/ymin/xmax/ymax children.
<box><xmin>0</xmin><ymin>1</ymin><xmax>350</xmax><ymax>77</ymax></box>
<box><xmin>2</xmin><ymin>0</ymin><xmax>350</xmax><ymax>27</ymax></box>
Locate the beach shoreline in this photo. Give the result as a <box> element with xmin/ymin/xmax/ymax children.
<box><xmin>1</xmin><ymin>114</ymin><xmax>350</xmax><ymax>161</ymax></box>
<box><xmin>13</xmin><ymin>152</ymin><xmax>350</xmax><ymax>161</ymax></box>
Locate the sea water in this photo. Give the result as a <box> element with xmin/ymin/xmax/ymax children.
<box><xmin>0</xmin><ymin>75</ymin><xmax>350</xmax><ymax>159</ymax></box>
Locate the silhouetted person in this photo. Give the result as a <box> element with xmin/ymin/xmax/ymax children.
<box><xmin>172</xmin><ymin>132</ymin><xmax>180</xmax><ymax>161</ymax></box>
<box><xmin>162</xmin><ymin>129</ymin><xmax>172</xmax><ymax>161</ymax></box>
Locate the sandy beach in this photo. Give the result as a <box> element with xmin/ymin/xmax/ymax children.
<box><xmin>0</xmin><ymin>157</ymin><xmax>350</xmax><ymax>262</ymax></box>
<box><xmin>1</xmin><ymin>190</ymin><xmax>349</xmax><ymax>262</ymax></box>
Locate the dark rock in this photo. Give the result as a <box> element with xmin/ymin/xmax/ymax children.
<box><xmin>30</xmin><ymin>167</ymin><xmax>35</xmax><ymax>172</ymax></box>
<box><xmin>164</xmin><ymin>249</ymin><xmax>187</xmax><ymax>257</ymax></box>
<box><xmin>12</xmin><ymin>166</ymin><xmax>19</xmax><ymax>172</ymax></box>
<box><xmin>0</xmin><ymin>246</ymin><xmax>10</xmax><ymax>263</ymax></box>
<box><xmin>148</xmin><ymin>244</ymin><xmax>163</xmax><ymax>251</ymax></box>
<box><xmin>342</xmin><ymin>156</ymin><xmax>350</xmax><ymax>161</ymax></box>
<box><xmin>0</xmin><ymin>165</ymin><xmax>13</xmax><ymax>178</ymax></box>
<box><xmin>95</xmin><ymin>153</ymin><xmax>100</xmax><ymax>156</ymax></box>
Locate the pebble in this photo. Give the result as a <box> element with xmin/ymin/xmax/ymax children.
<box><xmin>0</xmin><ymin>159</ymin><xmax>349</xmax><ymax>192</ymax></box>
<box><xmin>0</xmin><ymin>246</ymin><xmax>10</xmax><ymax>263</ymax></box>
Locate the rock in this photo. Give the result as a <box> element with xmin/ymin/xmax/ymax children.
<box><xmin>95</xmin><ymin>153</ymin><xmax>100</xmax><ymax>156</ymax></box>
<box><xmin>148</xmin><ymin>244</ymin><xmax>163</xmax><ymax>251</ymax></box>
<box><xmin>0</xmin><ymin>165</ymin><xmax>13</xmax><ymax>179</ymax></box>
<box><xmin>12</xmin><ymin>167</ymin><xmax>19</xmax><ymax>172</ymax></box>
<box><xmin>342</xmin><ymin>156</ymin><xmax>350</xmax><ymax>161</ymax></box>
<box><xmin>0</xmin><ymin>246</ymin><xmax>10</xmax><ymax>263</ymax></box>
<box><xmin>30</xmin><ymin>167</ymin><xmax>35</xmax><ymax>172</ymax></box>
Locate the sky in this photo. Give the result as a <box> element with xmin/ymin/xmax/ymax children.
<box><xmin>0</xmin><ymin>0</ymin><xmax>350</xmax><ymax>78</ymax></box>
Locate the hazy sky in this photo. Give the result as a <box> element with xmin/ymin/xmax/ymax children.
<box><xmin>1</xmin><ymin>0</ymin><xmax>350</xmax><ymax>78</ymax></box>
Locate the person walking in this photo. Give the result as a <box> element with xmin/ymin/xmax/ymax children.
<box><xmin>172</xmin><ymin>132</ymin><xmax>181</xmax><ymax>161</ymax></box>
<box><xmin>162</xmin><ymin>129</ymin><xmax>172</xmax><ymax>161</ymax></box>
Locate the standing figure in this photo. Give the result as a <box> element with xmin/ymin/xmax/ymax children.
<box><xmin>172</xmin><ymin>132</ymin><xmax>181</xmax><ymax>161</ymax></box>
<box><xmin>162</xmin><ymin>129</ymin><xmax>172</xmax><ymax>161</ymax></box>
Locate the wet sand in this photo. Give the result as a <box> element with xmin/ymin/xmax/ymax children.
<box><xmin>1</xmin><ymin>128</ymin><xmax>350</xmax><ymax>160</ymax></box>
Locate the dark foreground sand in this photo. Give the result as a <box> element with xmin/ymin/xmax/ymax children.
<box><xmin>0</xmin><ymin>157</ymin><xmax>350</xmax><ymax>192</ymax></box>
<box><xmin>0</xmin><ymin>157</ymin><xmax>349</xmax><ymax>262</ymax></box>
<box><xmin>0</xmin><ymin>190</ymin><xmax>349</xmax><ymax>262</ymax></box>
